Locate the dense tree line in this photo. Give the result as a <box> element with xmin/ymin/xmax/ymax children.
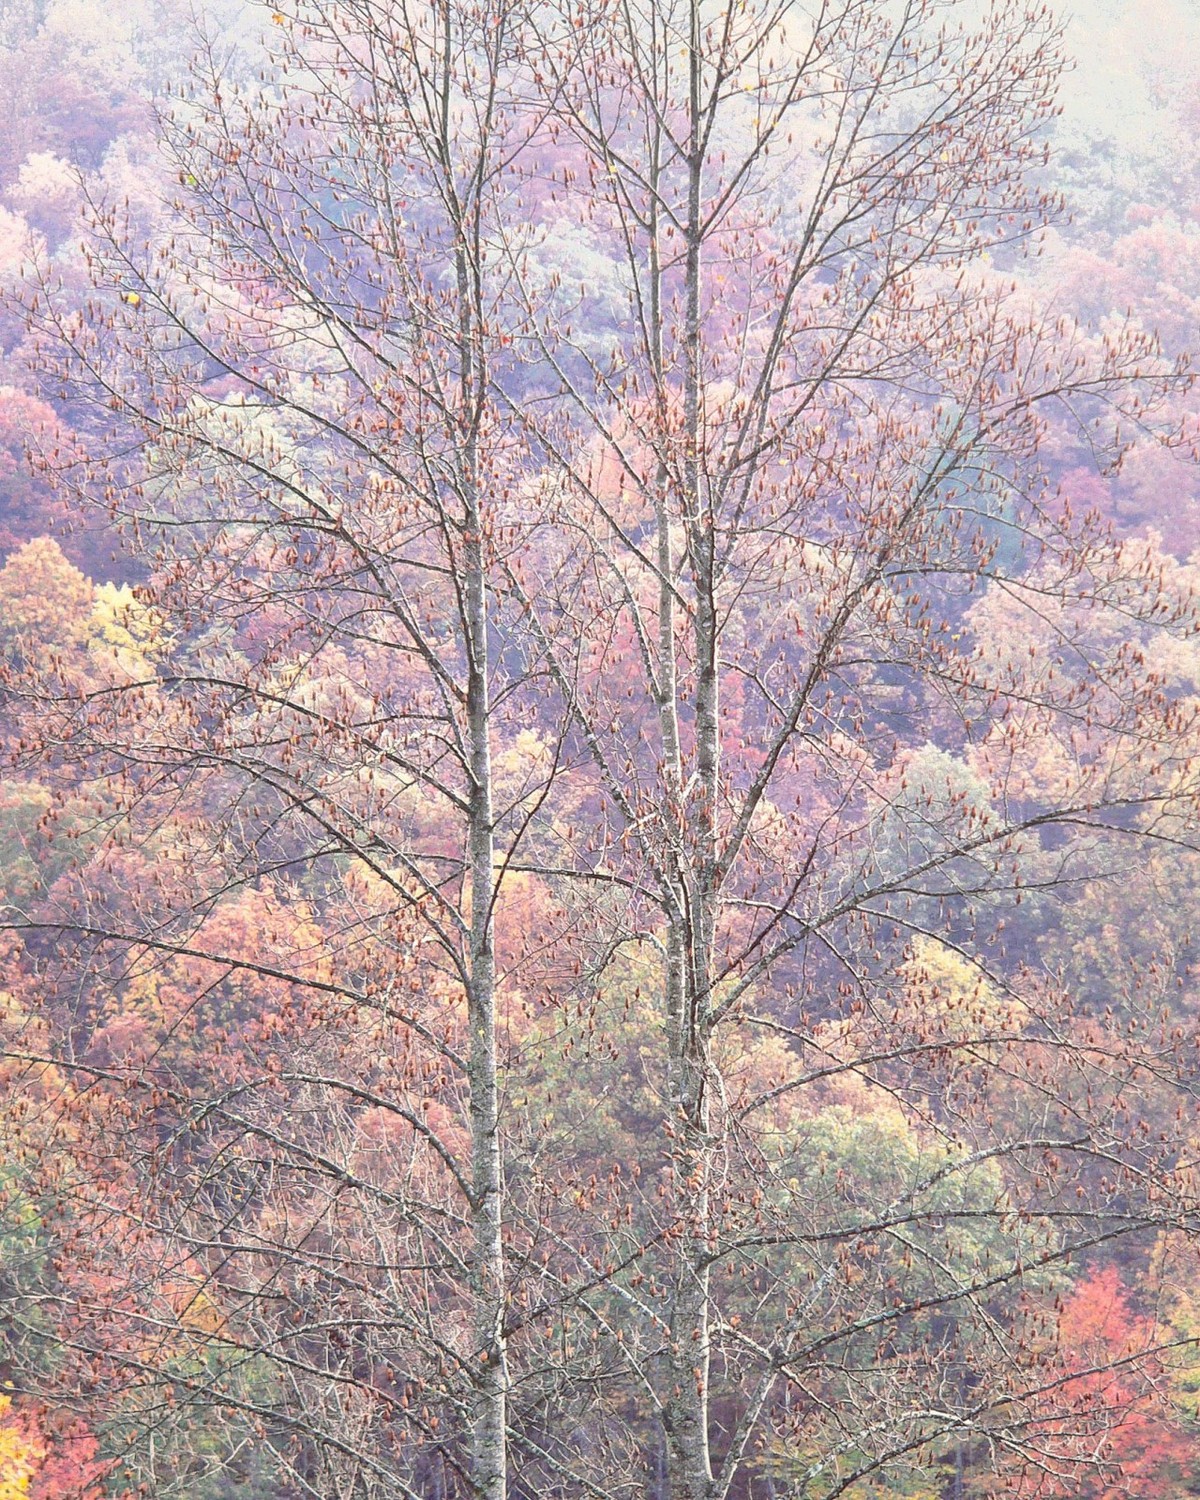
<box><xmin>4</xmin><ymin>2</ymin><xmax>1200</xmax><ymax>1499</ymax></box>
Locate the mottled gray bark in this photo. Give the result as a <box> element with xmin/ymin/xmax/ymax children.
<box><xmin>663</xmin><ymin>11</ymin><xmax>719</xmax><ymax>1491</ymax></box>
<box><xmin>459</xmin><ymin>224</ymin><xmax>508</xmax><ymax>1497</ymax></box>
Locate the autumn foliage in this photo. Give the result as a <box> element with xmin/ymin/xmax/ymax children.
<box><xmin>3</xmin><ymin>1</ymin><xmax>1200</xmax><ymax>1499</ymax></box>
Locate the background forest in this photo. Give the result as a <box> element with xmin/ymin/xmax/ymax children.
<box><xmin>5</xmin><ymin>1</ymin><xmax>1200</xmax><ymax>1498</ymax></box>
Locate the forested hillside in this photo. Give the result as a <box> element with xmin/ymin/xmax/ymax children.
<box><xmin>3</xmin><ymin>3</ymin><xmax>1200</xmax><ymax>1499</ymax></box>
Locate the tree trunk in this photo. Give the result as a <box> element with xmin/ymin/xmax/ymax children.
<box><xmin>461</xmin><ymin>208</ymin><xmax>508</xmax><ymax>1495</ymax></box>
<box><xmin>663</xmin><ymin>13</ymin><xmax>719</xmax><ymax>1489</ymax></box>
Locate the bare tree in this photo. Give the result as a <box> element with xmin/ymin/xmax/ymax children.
<box><xmin>11</xmin><ymin>3</ymin><xmax>569</xmax><ymax>1495</ymax></box>
<box><xmin>473</xmin><ymin>0</ymin><xmax>1200</xmax><ymax>1495</ymax></box>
